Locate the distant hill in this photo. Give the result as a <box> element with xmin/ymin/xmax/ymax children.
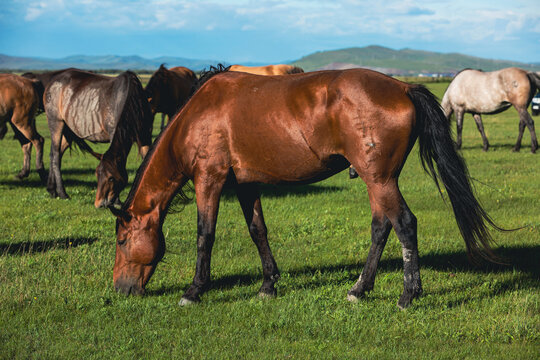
<box><xmin>291</xmin><ymin>45</ymin><xmax>540</xmax><ymax>74</ymax></box>
<box><xmin>0</xmin><ymin>54</ymin><xmax>227</xmax><ymax>71</ymax></box>
<box><xmin>1</xmin><ymin>46</ymin><xmax>539</xmax><ymax>74</ymax></box>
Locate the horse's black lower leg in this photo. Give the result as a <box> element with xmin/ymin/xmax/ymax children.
<box><xmin>455</xmin><ymin>110</ymin><xmax>464</xmax><ymax>149</ymax></box>
<box><xmin>180</xmin><ymin>177</ymin><xmax>224</xmax><ymax>306</ymax></box>
<box><xmin>473</xmin><ymin>114</ymin><xmax>489</xmax><ymax>151</ymax></box>
<box><xmin>180</xmin><ymin>211</ymin><xmax>216</xmax><ymax>304</ymax></box>
<box><xmin>514</xmin><ymin>108</ymin><xmax>538</xmax><ymax>153</ymax></box>
<box><xmin>236</xmin><ymin>183</ymin><xmax>280</xmax><ymax>298</ymax></box>
<box><xmin>392</xmin><ymin>202</ymin><xmax>422</xmax><ymax>309</ymax></box>
<box><xmin>47</xmin><ymin>120</ymin><xmax>69</xmax><ymax>199</ymax></box>
<box><xmin>519</xmin><ymin>109</ymin><xmax>537</xmax><ymax>153</ymax></box>
<box><xmin>349</xmin><ymin>166</ymin><xmax>359</xmax><ymax>179</ymax></box>
<box><xmin>347</xmin><ymin>215</ymin><xmax>391</xmax><ymax>300</ymax></box>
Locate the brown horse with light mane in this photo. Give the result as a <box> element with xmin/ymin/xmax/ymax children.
<box><xmin>110</xmin><ymin>67</ymin><xmax>504</xmax><ymax>309</ymax></box>
<box><xmin>145</xmin><ymin>65</ymin><xmax>197</xmax><ymax>130</ymax></box>
<box><xmin>0</xmin><ymin>74</ymin><xmax>46</xmax><ymax>182</ymax></box>
<box><xmin>442</xmin><ymin>67</ymin><xmax>539</xmax><ymax>153</ymax></box>
<box><xmin>229</xmin><ymin>64</ymin><xmax>304</xmax><ymax>75</ymax></box>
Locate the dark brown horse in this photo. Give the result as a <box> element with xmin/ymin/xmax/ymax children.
<box><xmin>110</xmin><ymin>67</ymin><xmax>503</xmax><ymax>309</ymax></box>
<box><xmin>442</xmin><ymin>67</ymin><xmax>539</xmax><ymax>153</ymax></box>
<box><xmin>44</xmin><ymin>68</ymin><xmax>153</xmax><ymax>208</ymax></box>
<box><xmin>145</xmin><ymin>65</ymin><xmax>197</xmax><ymax>130</ymax></box>
<box><xmin>0</xmin><ymin>74</ymin><xmax>46</xmax><ymax>182</ymax></box>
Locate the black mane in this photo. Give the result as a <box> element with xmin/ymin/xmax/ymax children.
<box><xmin>191</xmin><ymin>64</ymin><xmax>231</xmax><ymax>95</ymax></box>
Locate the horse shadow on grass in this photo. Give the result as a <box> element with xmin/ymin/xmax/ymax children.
<box><xmin>147</xmin><ymin>245</ymin><xmax>540</xmax><ymax>303</ymax></box>
<box><xmin>219</xmin><ymin>183</ymin><xmax>346</xmax><ymax>201</ymax></box>
<box><xmin>0</xmin><ymin>177</ymin><xmax>97</xmax><ymax>189</ymax></box>
<box><xmin>0</xmin><ymin>237</ymin><xmax>98</xmax><ymax>256</ymax></box>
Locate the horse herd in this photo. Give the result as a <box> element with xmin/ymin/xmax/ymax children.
<box><xmin>1</xmin><ymin>64</ymin><xmax>538</xmax><ymax>309</ymax></box>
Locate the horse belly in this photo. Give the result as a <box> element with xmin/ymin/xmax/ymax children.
<box><xmin>65</xmin><ymin>89</ymin><xmax>111</xmax><ymax>142</ymax></box>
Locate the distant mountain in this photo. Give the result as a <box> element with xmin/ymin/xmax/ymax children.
<box><xmin>1</xmin><ymin>46</ymin><xmax>539</xmax><ymax>74</ymax></box>
<box><xmin>291</xmin><ymin>45</ymin><xmax>540</xmax><ymax>74</ymax></box>
<box><xmin>0</xmin><ymin>54</ymin><xmax>227</xmax><ymax>71</ymax></box>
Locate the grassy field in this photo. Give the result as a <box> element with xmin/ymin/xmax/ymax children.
<box><xmin>0</xmin><ymin>81</ymin><xmax>539</xmax><ymax>359</ymax></box>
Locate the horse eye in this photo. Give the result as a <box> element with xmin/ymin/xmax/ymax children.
<box><xmin>117</xmin><ymin>238</ymin><xmax>126</xmax><ymax>246</ymax></box>
<box><xmin>108</xmin><ymin>177</ymin><xmax>115</xmax><ymax>183</ymax></box>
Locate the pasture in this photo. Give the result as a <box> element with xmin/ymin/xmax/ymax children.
<box><xmin>0</xmin><ymin>81</ymin><xmax>538</xmax><ymax>359</ymax></box>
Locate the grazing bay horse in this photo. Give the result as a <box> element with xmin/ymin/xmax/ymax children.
<box><xmin>145</xmin><ymin>65</ymin><xmax>197</xmax><ymax>130</ymax></box>
<box><xmin>442</xmin><ymin>67</ymin><xmax>539</xmax><ymax>153</ymax></box>
<box><xmin>44</xmin><ymin>68</ymin><xmax>153</xmax><ymax>208</ymax></box>
<box><xmin>110</xmin><ymin>67</ymin><xmax>503</xmax><ymax>309</ymax></box>
<box><xmin>0</xmin><ymin>74</ymin><xmax>46</xmax><ymax>182</ymax></box>
<box><xmin>229</xmin><ymin>64</ymin><xmax>304</xmax><ymax>75</ymax></box>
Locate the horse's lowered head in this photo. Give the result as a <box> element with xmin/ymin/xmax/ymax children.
<box><xmin>94</xmin><ymin>155</ymin><xmax>128</xmax><ymax>208</ymax></box>
<box><xmin>109</xmin><ymin>206</ymin><xmax>164</xmax><ymax>296</ymax></box>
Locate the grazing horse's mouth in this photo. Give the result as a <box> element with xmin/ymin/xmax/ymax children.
<box><xmin>95</xmin><ymin>196</ymin><xmax>122</xmax><ymax>209</ymax></box>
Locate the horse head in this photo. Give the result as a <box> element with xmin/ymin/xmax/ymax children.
<box><xmin>110</xmin><ymin>206</ymin><xmax>164</xmax><ymax>296</ymax></box>
<box><xmin>94</xmin><ymin>155</ymin><xmax>128</xmax><ymax>208</ymax></box>
<box><xmin>145</xmin><ymin>64</ymin><xmax>169</xmax><ymax>115</ymax></box>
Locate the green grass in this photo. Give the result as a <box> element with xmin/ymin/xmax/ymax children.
<box><xmin>0</xmin><ymin>82</ymin><xmax>539</xmax><ymax>359</ymax></box>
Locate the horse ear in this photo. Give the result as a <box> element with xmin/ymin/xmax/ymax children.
<box><xmin>108</xmin><ymin>205</ymin><xmax>132</xmax><ymax>221</ymax></box>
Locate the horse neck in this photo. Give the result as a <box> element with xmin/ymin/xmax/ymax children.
<box><xmin>105</xmin><ymin>131</ymin><xmax>132</xmax><ymax>165</ymax></box>
<box><xmin>126</xmin><ymin>128</ymin><xmax>186</xmax><ymax>218</ymax></box>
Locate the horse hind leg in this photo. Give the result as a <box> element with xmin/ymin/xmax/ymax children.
<box><xmin>514</xmin><ymin>108</ymin><xmax>538</xmax><ymax>153</ymax></box>
<box><xmin>472</xmin><ymin>114</ymin><xmax>490</xmax><ymax>151</ymax></box>
<box><xmin>236</xmin><ymin>183</ymin><xmax>280</xmax><ymax>298</ymax></box>
<box><xmin>348</xmin><ymin>182</ymin><xmax>422</xmax><ymax>309</ymax></box>
<box><xmin>455</xmin><ymin>109</ymin><xmax>465</xmax><ymax>149</ymax></box>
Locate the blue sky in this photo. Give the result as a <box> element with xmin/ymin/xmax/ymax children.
<box><xmin>1</xmin><ymin>0</ymin><xmax>539</xmax><ymax>63</ymax></box>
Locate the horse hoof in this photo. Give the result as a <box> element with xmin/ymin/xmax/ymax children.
<box><xmin>346</xmin><ymin>293</ymin><xmax>360</xmax><ymax>303</ymax></box>
<box><xmin>258</xmin><ymin>291</ymin><xmax>276</xmax><ymax>299</ymax></box>
<box><xmin>178</xmin><ymin>297</ymin><xmax>198</xmax><ymax>306</ymax></box>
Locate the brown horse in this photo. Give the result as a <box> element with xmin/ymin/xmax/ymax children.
<box><xmin>0</xmin><ymin>74</ymin><xmax>46</xmax><ymax>182</ymax></box>
<box><xmin>442</xmin><ymin>67</ymin><xmax>540</xmax><ymax>153</ymax></box>
<box><xmin>44</xmin><ymin>68</ymin><xmax>153</xmax><ymax>208</ymax></box>
<box><xmin>229</xmin><ymin>64</ymin><xmax>304</xmax><ymax>75</ymax></box>
<box><xmin>110</xmin><ymin>67</ymin><xmax>503</xmax><ymax>309</ymax></box>
<box><xmin>145</xmin><ymin>65</ymin><xmax>197</xmax><ymax>130</ymax></box>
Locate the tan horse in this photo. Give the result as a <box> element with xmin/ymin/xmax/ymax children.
<box><xmin>0</xmin><ymin>74</ymin><xmax>46</xmax><ymax>182</ymax></box>
<box><xmin>229</xmin><ymin>64</ymin><xmax>304</xmax><ymax>75</ymax></box>
<box><xmin>442</xmin><ymin>67</ymin><xmax>539</xmax><ymax>153</ymax></box>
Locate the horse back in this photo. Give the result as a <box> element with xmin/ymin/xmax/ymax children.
<box><xmin>0</xmin><ymin>74</ymin><xmax>38</xmax><ymax>119</ymax></box>
<box><xmin>172</xmin><ymin>69</ymin><xmax>415</xmax><ymax>184</ymax></box>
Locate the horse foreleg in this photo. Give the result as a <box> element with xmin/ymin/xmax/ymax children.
<box><xmin>179</xmin><ymin>175</ymin><xmax>226</xmax><ymax>306</ymax></box>
<box><xmin>47</xmin><ymin>118</ymin><xmax>69</xmax><ymax>199</ymax></box>
<box><xmin>236</xmin><ymin>183</ymin><xmax>280</xmax><ymax>298</ymax></box>
<box><xmin>8</xmin><ymin>122</ymin><xmax>31</xmax><ymax>180</ymax></box>
<box><xmin>472</xmin><ymin>114</ymin><xmax>490</xmax><ymax>151</ymax></box>
<box><xmin>160</xmin><ymin>113</ymin><xmax>167</xmax><ymax>131</ymax></box>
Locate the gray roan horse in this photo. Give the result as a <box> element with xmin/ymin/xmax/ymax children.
<box><xmin>44</xmin><ymin>68</ymin><xmax>154</xmax><ymax>208</ymax></box>
<box><xmin>441</xmin><ymin>67</ymin><xmax>540</xmax><ymax>153</ymax></box>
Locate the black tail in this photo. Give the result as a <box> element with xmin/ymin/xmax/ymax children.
<box><xmin>112</xmin><ymin>71</ymin><xmax>154</xmax><ymax>152</ymax></box>
<box><xmin>63</xmin><ymin>127</ymin><xmax>102</xmax><ymax>160</ymax></box>
<box><xmin>407</xmin><ymin>85</ymin><xmax>504</xmax><ymax>263</ymax></box>
<box><xmin>527</xmin><ymin>72</ymin><xmax>540</xmax><ymax>94</ymax></box>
